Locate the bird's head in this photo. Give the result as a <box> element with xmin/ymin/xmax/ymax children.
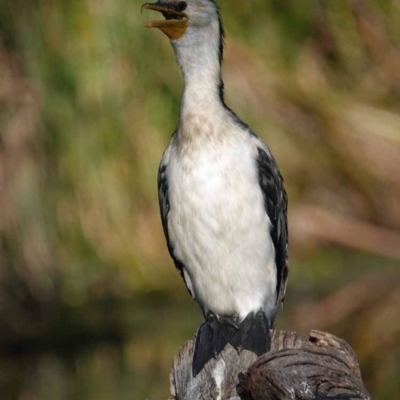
<box><xmin>141</xmin><ymin>0</ymin><xmax>225</xmax><ymax>92</ymax></box>
<box><xmin>141</xmin><ymin>0</ymin><xmax>222</xmax><ymax>42</ymax></box>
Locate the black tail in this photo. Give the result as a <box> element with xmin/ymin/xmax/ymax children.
<box><xmin>192</xmin><ymin>310</ymin><xmax>271</xmax><ymax>376</ymax></box>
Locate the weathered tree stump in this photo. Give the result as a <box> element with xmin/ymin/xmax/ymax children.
<box><xmin>169</xmin><ymin>330</ymin><xmax>371</xmax><ymax>400</ymax></box>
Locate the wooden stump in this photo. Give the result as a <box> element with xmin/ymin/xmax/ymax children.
<box><xmin>169</xmin><ymin>330</ymin><xmax>371</xmax><ymax>400</ymax></box>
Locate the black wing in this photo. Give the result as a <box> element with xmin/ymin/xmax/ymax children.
<box><xmin>256</xmin><ymin>147</ymin><xmax>289</xmax><ymax>308</ymax></box>
<box><xmin>158</xmin><ymin>161</ymin><xmax>194</xmax><ymax>297</ymax></box>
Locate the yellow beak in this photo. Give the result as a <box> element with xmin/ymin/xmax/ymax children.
<box><xmin>141</xmin><ymin>2</ymin><xmax>188</xmax><ymax>40</ymax></box>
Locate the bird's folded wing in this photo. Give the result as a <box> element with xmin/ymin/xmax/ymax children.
<box><xmin>255</xmin><ymin>146</ymin><xmax>289</xmax><ymax>309</ymax></box>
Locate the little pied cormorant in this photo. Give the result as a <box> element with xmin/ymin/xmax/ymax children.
<box><xmin>141</xmin><ymin>0</ymin><xmax>288</xmax><ymax>376</ymax></box>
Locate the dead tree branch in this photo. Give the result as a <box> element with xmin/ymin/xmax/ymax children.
<box><xmin>169</xmin><ymin>330</ymin><xmax>371</xmax><ymax>400</ymax></box>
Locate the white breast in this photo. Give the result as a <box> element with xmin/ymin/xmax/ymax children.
<box><xmin>165</xmin><ymin>128</ymin><xmax>277</xmax><ymax>322</ymax></box>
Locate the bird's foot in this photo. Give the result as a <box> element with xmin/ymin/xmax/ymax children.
<box><xmin>192</xmin><ymin>310</ymin><xmax>270</xmax><ymax>376</ymax></box>
<box><xmin>234</xmin><ymin>309</ymin><xmax>271</xmax><ymax>356</ymax></box>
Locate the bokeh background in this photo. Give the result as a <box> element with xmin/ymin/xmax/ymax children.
<box><xmin>1</xmin><ymin>0</ymin><xmax>399</xmax><ymax>399</ymax></box>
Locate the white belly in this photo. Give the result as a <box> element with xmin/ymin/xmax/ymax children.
<box><xmin>167</xmin><ymin>138</ymin><xmax>277</xmax><ymax>321</ymax></box>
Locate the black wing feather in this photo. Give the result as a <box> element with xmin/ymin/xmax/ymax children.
<box><xmin>158</xmin><ymin>162</ymin><xmax>193</xmax><ymax>297</ymax></box>
<box><xmin>256</xmin><ymin>147</ymin><xmax>289</xmax><ymax>308</ymax></box>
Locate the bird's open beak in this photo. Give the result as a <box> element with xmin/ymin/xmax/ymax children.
<box><xmin>141</xmin><ymin>2</ymin><xmax>188</xmax><ymax>40</ymax></box>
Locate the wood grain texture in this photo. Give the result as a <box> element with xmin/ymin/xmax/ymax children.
<box><xmin>169</xmin><ymin>330</ymin><xmax>371</xmax><ymax>400</ymax></box>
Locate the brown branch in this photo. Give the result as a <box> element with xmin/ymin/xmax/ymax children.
<box><xmin>289</xmin><ymin>273</ymin><xmax>400</xmax><ymax>331</ymax></box>
<box><xmin>290</xmin><ymin>206</ymin><xmax>400</xmax><ymax>260</ymax></box>
<box><xmin>169</xmin><ymin>330</ymin><xmax>371</xmax><ymax>400</ymax></box>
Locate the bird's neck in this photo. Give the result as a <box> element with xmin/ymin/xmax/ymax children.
<box><xmin>172</xmin><ymin>29</ymin><xmax>225</xmax><ymax>136</ymax></box>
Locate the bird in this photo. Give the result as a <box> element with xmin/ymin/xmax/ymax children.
<box><xmin>141</xmin><ymin>0</ymin><xmax>288</xmax><ymax>376</ymax></box>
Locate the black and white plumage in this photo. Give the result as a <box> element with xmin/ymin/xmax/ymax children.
<box><xmin>142</xmin><ymin>0</ymin><xmax>288</xmax><ymax>375</ymax></box>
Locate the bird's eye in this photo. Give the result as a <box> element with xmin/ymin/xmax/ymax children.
<box><xmin>177</xmin><ymin>1</ymin><xmax>187</xmax><ymax>11</ymax></box>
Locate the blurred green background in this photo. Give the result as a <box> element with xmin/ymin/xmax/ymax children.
<box><xmin>0</xmin><ymin>0</ymin><xmax>399</xmax><ymax>399</ymax></box>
